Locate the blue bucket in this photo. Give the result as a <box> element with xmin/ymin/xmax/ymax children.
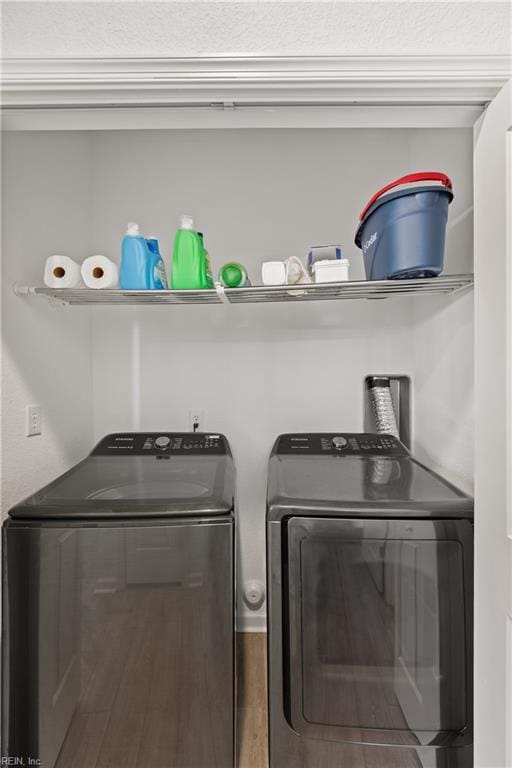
<box><xmin>355</xmin><ymin>172</ymin><xmax>454</xmax><ymax>280</ymax></box>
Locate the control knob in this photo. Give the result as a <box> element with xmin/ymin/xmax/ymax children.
<box><xmin>332</xmin><ymin>436</ymin><xmax>348</xmax><ymax>450</ymax></box>
<box><xmin>154</xmin><ymin>436</ymin><xmax>171</xmax><ymax>449</ymax></box>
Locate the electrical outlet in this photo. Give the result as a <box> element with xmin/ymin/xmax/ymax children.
<box><xmin>26</xmin><ymin>404</ymin><xmax>42</xmax><ymax>436</ymax></box>
<box><xmin>189</xmin><ymin>410</ymin><xmax>204</xmax><ymax>433</ymax></box>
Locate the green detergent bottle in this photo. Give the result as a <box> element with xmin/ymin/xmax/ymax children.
<box><xmin>171</xmin><ymin>214</ymin><xmax>213</xmax><ymax>289</ymax></box>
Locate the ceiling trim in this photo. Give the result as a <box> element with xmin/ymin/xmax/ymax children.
<box><xmin>1</xmin><ymin>55</ymin><xmax>510</xmax><ymax>109</ymax></box>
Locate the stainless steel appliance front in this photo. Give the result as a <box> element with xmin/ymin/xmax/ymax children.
<box><xmin>2</xmin><ymin>432</ymin><xmax>235</xmax><ymax>768</ymax></box>
<box><xmin>267</xmin><ymin>433</ymin><xmax>473</xmax><ymax>768</ymax></box>
<box><xmin>3</xmin><ymin>518</ymin><xmax>234</xmax><ymax>768</ymax></box>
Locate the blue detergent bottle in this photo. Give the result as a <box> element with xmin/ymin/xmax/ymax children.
<box><xmin>145</xmin><ymin>237</ymin><xmax>168</xmax><ymax>289</ymax></box>
<box><xmin>120</xmin><ymin>222</ymin><xmax>151</xmax><ymax>289</ymax></box>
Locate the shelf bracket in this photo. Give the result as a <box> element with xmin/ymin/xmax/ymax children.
<box><xmin>13</xmin><ymin>283</ymin><xmax>69</xmax><ymax>306</ymax></box>
<box><xmin>215</xmin><ymin>282</ymin><xmax>230</xmax><ymax>305</ymax></box>
<box><xmin>12</xmin><ymin>282</ymin><xmax>34</xmax><ymax>297</ymax></box>
<box><xmin>47</xmin><ymin>296</ymin><xmax>69</xmax><ymax>307</ymax></box>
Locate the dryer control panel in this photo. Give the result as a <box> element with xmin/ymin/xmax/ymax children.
<box><xmin>275</xmin><ymin>433</ymin><xmax>408</xmax><ymax>457</ymax></box>
<box><xmin>92</xmin><ymin>433</ymin><xmax>229</xmax><ymax>456</ymax></box>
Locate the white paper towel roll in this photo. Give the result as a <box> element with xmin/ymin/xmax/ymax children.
<box><xmin>44</xmin><ymin>255</ymin><xmax>83</xmax><ymax>288</ymax></box>
<box><xmin>81</xmin><ymin>255</ymin><xmax>119</xmax><ymax>289</ymax></box>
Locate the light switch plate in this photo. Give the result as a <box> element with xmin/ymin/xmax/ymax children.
<box><xmin>26</xmin><ymin>404</ymin><xmax>42</xmax><ymax>436</ymax></box>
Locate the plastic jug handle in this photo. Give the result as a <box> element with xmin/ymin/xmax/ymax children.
<box><xmin>359</xmin><ymin>172</ymin><xmax>453</xmax><ymax>221</ymax></box>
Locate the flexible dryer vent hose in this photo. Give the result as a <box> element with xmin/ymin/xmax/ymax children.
<box><xmin>367</xmin><ymin>377</ymin><xmax>400</xmax><ymax>486</ymax></box>
<box><xmin>367</xmin><ymin>377</ymin><xmax>400</xmax><ymax>439</ymax></box>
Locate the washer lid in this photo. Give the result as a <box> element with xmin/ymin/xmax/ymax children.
<box><xmin>267</xmin><ymin>433</ymin><xmax>473</xmax><ymax>519</ymax></box>
<box><xmin>9</xmin><ymin>433</ymin><xmax>235</xmax><ymax>520</ymax></box>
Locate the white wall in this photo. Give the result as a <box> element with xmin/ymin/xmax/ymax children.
<box><xmin>412</xmin><ymin>292</ymin><xmax>474</xmax><ymax>493</ymax></box>
<box><xmin>87</xmin><ymin>126</ymin><xmax>473</xmax><ymax>627</ymax></box>
<box><xmin>408</xmin><ymin>127</ymin><xmax>475</xmax><ymax>492</ymax></box>
<box><xmin>2</xmin><ymin>1</ymin><xmax>510</xmax><ymax>58</ymax></box>
<box><xmin>1</xmin><ymin>132</ymin><xmax>94</xmax><ymax>515</ymax></box>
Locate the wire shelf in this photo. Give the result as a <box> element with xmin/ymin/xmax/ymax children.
<box><xmin>14</xmin><ymin>275</ymin><xmax>473</xmax><ymax>306</ymax></box>
<box><xmin>14</xmin><ymin>286</ymin><xmax>222</xmax><ymax>306</ymax></box>
<box><xmin>224</xmin><ymin>274</ymin><xmax>473</xmax><ymax>303</ymax></box>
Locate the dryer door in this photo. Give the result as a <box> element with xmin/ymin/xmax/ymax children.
<box><xmin>285</xmin><ymin>516</ymin><xmax>473</xmax><ymax>748</ymax></box>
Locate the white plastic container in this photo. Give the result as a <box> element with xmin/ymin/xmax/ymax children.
<box><xmin>307</xmin><ymin>244</ymin><xmax>343</xmax><ymax>272</ymax></box>
<box><xmin>261</xmin><ymin>261</ymin><xmax>286</xmax><ymax>285</ymax></box>
<box><xmin>312</xmin><ymin>258</ymin><xmax>350</xmax><ymax>283</ymax></box>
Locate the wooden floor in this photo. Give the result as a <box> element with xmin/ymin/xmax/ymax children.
<box><xmin>236</xmin><ymin>633</ymin><xmax>269</xmax><ymax>768</ymax></box>
<box><xmin>55</xmin><ymin>625</ymin><xmax>268</xmax><ymax>768</ymax></box>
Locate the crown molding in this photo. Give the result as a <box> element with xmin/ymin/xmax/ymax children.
<box><xmin>1</xmin><ymin>55</ymin><xmax>510</xmax><ymax>109</ymax></box>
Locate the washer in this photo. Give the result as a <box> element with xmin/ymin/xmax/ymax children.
<box><xmin>2</xmin><ymin>432</ymin><xmax>235</xmax><ymax>768</ymax></box>
<box><xmin>267</xmin><ymin>432</ymin><xmax>473</xmax><ymax>768</ymax></box>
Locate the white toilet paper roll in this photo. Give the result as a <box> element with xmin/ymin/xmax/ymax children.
<box><xmin>81</xmin><ymin>255</ymin><xmax>119</xmax><ymax>289</ymax></box>
<box><xmin>44</xmin><ymin>255</ymin><xmax>83</xmax><ymax>288</ymax></box>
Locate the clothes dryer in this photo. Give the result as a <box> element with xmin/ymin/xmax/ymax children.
<box><xmin>267</xmin><ymin>432</ymin><xmax>473</xmax><ymax>768</ymax></box>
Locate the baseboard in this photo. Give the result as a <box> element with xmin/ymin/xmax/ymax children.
<box><xmin>236</xmin><ymin>613</ymin><xmax>267</xmax><ymax>633</ymax></box>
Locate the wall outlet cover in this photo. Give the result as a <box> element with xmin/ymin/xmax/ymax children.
<box><xmin>26</xmin><ymin>404</ymin><xmax>42</xmax><ymax>436</ymax></box>
<box><xmin>189</xmin><ymin>410</ymin><xmax>204</xmax><ymax>432</ymax></box>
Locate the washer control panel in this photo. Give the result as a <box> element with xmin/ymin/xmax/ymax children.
<box><xmin>92</xmin><ymin>433</ymin><xmax>229</xmax><ymax>456</ymax></box>
<box><xmin>275</xmin><ymin>433</ymin><xmax>408</xmax><ymax>457</ymax></box>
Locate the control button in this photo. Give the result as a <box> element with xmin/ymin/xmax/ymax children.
<box><xmin>332</xmin><ymin>436</ymin><xmax>348</xmax><ymax>450</ymax></box>
<box><xmin>154</xmin><ymin>436</ymin><xmax>171</xmax><ymax>449</ymax></box>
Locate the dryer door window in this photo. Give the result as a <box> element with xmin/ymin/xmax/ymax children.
<box><xmin>285</xmin><ymin>516</ymin><xmax>473</xmax><ymax>747</ymax></box>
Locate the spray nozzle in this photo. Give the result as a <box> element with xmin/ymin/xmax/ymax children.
<box><xmin>180</xmin><ymin>214</ymin><xmax>195</xmax><ymax>230</ymax></box>
<box><xmin>126</xmin><ymin>222</ymin><xmax>140</xmax><ymax>236</ymax></box>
